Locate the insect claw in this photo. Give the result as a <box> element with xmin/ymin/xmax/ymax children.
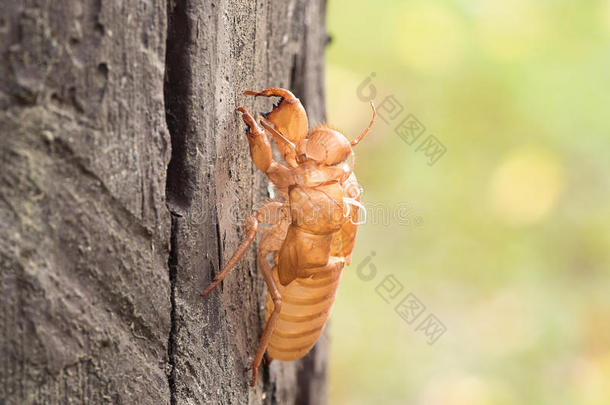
<box><xmin>201</xmin><ymin>278</ymin><xmax>221</xmax><ymax>297</ymax></box>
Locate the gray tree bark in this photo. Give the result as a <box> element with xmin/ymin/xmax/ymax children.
<box><xmin>0</xmin><ymin>1</ymin><xmax>328</xmax><ymax>404</ymax></box>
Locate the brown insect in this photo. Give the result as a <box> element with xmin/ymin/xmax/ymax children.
<box><xmin>201</xmin><ymin>88</ymin><xmax>375</xmax><ymax>386</ymax></box>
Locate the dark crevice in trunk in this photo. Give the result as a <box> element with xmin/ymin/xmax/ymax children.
<box><xmin>164</xmin><ymin>1</ymin><xmax>192</xmax><ymax>404</ymax></box>
<box><xmin>167</xmin><ymin>216</ymin><xmax>179</xmax><ymax>405</ymax></box>
<box><xmin>165</xmin><ymin>0</ymin><xmax>194</xmax><ymax>215</ymax></box>
<box><xmin>289</xmin><ymin>53</ymin><xmax>299</xmax><ymax>97</ymax></box>
<box><xmin>215</xmin><ymin>221</ymin><xmax>222</xmax><ymax>274</ymax></box>
<box><xmin>295</xmin><ymin>345</ymin><xmax>324</xmax><ymax>405</ymax></box>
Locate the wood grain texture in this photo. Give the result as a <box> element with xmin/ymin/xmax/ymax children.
<box><xmin>0</xmin><ymin>0</ymin><xmax>171</xmax><ymax>403</ymax></box>
<box><xmin>1</xmin><ymin>0</ymin><xmax>329</xmax><ymax>404</ymax></box>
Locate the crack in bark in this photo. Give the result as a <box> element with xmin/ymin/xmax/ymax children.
<box><xmin>215</xmin><ymin>221</ymin><xmax>222</xmax><ymax>274</ymax></box>
<box><xmin>167</xmin><ymin>216</ymin><xmax>178</xmax><ymax>405</ymax></box>
<box><xmin>165</xmin><ymin>0</ymin><xmax>194</xmax><ymax>215</ymax></box>
<box><xmin>164</xmin><ymin>1</ymin><xmax>193</xmax><ymax>404</ymax></box>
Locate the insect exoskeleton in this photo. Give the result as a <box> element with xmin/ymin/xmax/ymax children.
<box><xmin>201</xmin><ymin>87</ymin><xmax>375</xmax><ymax>386</ymax></box>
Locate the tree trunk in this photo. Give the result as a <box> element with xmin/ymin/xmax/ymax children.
<box><xmin>0</xmin><ymin>1</ymin><xmax>328</xmax><ymax>404</ymax></box>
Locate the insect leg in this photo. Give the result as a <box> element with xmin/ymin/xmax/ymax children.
<box><xmin>250</xmin><ymin>246</ymin><xmax>282</xmax><ymax>387</ymax></box>
<box><xmin>242</xmin><ymin>88</ymin><xmax>308</xmax><ymax>165</ymax></box>
<box><xmin>236</xmin><ymin>107</ymin><xmax>273</xmax><ymax>173</ymax></box>
<box><xmin>243</xmin><ymin>87</ymin><xmax>299</xmax><ymax>103</ymax></box>
<box><xmin>200</xmin><ymin>214</ymin><xmax>259</xmax><ymax>297</ymax></box>
<box><xmin>201</xmin><ymin>201</ymin><xmax>285</xmax><ymax>297</ymax></box>
<box><xmin>236</xmin><ymin>107</ymin><xmax>294</xmax><ymax>191</ymax></box>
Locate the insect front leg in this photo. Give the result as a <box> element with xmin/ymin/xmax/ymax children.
<box><xmin>236</xmin><ymin>107</ymin><xmax>273</xmax><ymax>174</ymax></box>
<box><xmin>243</xmin><ymin>87</ymin><xmax>298</xmax><ymax>101</ymax></box>
<box><xmin>242</xmin><ymin>88</ymin><xmax>308</xmax><ymax>166</ymax></box>
<box><xmin>236</xmin><ymin>107</ymin><xmax>293</xmax><ymax>192</ymax></box>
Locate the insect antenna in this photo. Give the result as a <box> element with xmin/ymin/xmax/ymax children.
<box><xmin>350</xmin><ymin>101</ymin><xmax>376</xmax><ymax>146</ymax></box>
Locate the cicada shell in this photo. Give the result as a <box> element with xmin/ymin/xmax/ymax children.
<box><xmin>202</xmin><ymin>88</ymin><xmax>375</xmax><ymax>386</ymax></box>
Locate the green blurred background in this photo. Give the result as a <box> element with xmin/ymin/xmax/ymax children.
<box><xmin>325</xmin><ymin>0</ymin><xmax>610</xmax><ymax>404</ymax></box>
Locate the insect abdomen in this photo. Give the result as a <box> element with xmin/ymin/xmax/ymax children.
<box><xmin>264</xmin><ymin>257</ymin><xmax>344</xmax><ymax>361</ymax></box>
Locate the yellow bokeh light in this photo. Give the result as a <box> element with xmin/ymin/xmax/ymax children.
<box><xmin>471</xmin><ymin>288</ymin><xmax>541</xmax><ymax>356</ymax></box>
<box><xmin>603</xmin><ymin>1</ymin><xmax>610</xmax><ymax>35</ymax></box>
<box><xmin>394</xmin><ymin>3</ymin><xmax>464</xmax><ymax>73</ymax></box>
<box><xmin>489</xmin><ymin>147</ymin><xmax>564</xmax><ymax>226</ymax></box>
<box><xmin>327</xmin><ymin>1</ymin><xmax>610</xmax><ymax>403</ymax></box>
<box><xmin>417</xmin><ymin>374</ymin><xmax>511</xmax><ymax>405</ymax></box>
<box><xmin>326</xmin><ymin>64</ymin><xmax>365</xmax><ymax>128</ymax></box>
<box><xmin>475</xmin><ymin>0</ymin><xmax>550</xmax><ymax>61</ymax></box>
<box><xmin>570</xmin><ymin>353</ymin><xmax>610</xmax><ymax>405</ymax></box>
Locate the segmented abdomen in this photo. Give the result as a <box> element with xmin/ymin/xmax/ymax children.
<box><xmin>265</xmin><ymin>257</ymin><xmax>344</xmax><ymax>361</ymax></box>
